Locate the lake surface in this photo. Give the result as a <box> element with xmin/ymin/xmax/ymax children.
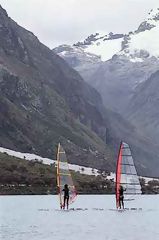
<box><xmin>0</xmin><ymin>195</ymin><xmax>159</xmax><ymax>240</ymax></box>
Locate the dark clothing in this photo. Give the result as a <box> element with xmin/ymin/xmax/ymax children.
<box><xmin>62</xmin><ymin>187</ymin><xmax>69</xmax><ymax>209</ymax></box>
<box><xmin>119</xmin><ymin>187</ymin><xmax>124</xmax><ymax>196</ymax></box>
<box><xmin>119</xmin><ymin>196</ymin><xmax>124</xmax><ymax>209</ymax></box>
<box><xmin>63</xmin><ymin>188</ymin><xmax>69</xmax><ymax>197</ymax></box>
<box><xmin>119</xmin><ymin>187</ymin><xmax>125</xmax><ymax>209</ymax></box>
<box><xmin>64</xmin><ymin>195</ymin><xmax>69</xmax><ymax>209</ymax></box>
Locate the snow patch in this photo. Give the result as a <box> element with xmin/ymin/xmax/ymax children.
<box><xmin>85</xmin><ymin>38</ymin><xmax>122</xmax><ymax>61</ymax></box>
<box><xmin>127</xmin><ymin>23</ymin><xmax>159</xmax><ymax>59</ymax></box>
<box><xmin>0</xmin><ymin>147</ymin><xmax>99</xmax><ymax>176</ymax></box>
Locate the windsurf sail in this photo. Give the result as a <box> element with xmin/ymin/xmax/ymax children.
<box><xmin>116</xmin><ymin>142</ymin><xmax>142</xmax><ymax>208</ymax></box>
<box><xmin>56</xmin><ymin>143</ymin><xmax>77</xmax><ymax>209</ymax></box>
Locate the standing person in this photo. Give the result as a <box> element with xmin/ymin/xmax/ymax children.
<box><xmin>62</xmin><ymin>184</ymin><xmax>69</xmax><ymax>210</ymax></box>
<box><xmin>119</xmin><ymin>185</ymin><xmax>126</xmax><ymax>209</ymax></box>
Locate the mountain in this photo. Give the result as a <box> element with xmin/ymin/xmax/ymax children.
<box><xmin>54</xmin><ymin>8</ymin><xmax>159</xmax><ymax>64</ymax></box>
<box><xmin>54</xmin><ymin>7</ymin><xmax>159</xmax><ymax>112</ymax></box>
<box><xmin>0</xmin><ymin>5</ymin><xmax>159</xmax><ymax>176</ymax></box>
<box><xmin>127</xmin><ymin>70</ymin><xmax>159</xmax><ymax>146</ymax></box>
<box><xmin>0</xmin><ymin>5</ymin><xmax>115</xmax><ymax>171</ymax></box>
<box><xmin>119</xmin><ymin>8</ymin><xmax>159</xmax><ymax>62</ymax></box>
<box><xmin>53</xmin><ymin>32</ymin><xmax>124</xmax><ymax>94</ymax></box>
<box><xmin>53</xmin><ymin>7</ymin><xmax>159</xmax><ymax>176</ymax></box>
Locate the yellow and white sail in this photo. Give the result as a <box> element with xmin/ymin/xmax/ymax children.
<box><xmin>56</xmin><ymin>143</ymin><xmax>77</xmax><ymax>208</ymax></box>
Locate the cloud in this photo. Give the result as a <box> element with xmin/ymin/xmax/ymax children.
<box><xmin>0</xmin><ymin>0</ymin><xmax>159</xmax><ymax>48</ymax></box>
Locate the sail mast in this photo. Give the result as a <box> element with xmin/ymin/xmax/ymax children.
<box><xmin>56</xmin><ymin>143</ymin><xmax>77</xmax><ymax>209</ymax></box>
<box><xmin>116</xmin><ymin>141</ymin><xmax>122</xmax><ymax>209</ymax></box>
<box><xmin>57</xmin><ymin>143</ymin><xmax>62</xmax><ymax>208</ymax></box>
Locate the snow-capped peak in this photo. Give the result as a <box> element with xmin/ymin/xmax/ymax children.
<box><xmin>135</xmin><ymin>7</ymin><xmax>159</xmax><ymax>34</ymax></box>
<box><xmin>118</xmin><ymin>7</ymin><xmax>159</xmax><ymax>62</ymax></box>
<box><xmin>53</xmin><ymin>31</ymin><xmax>124</xmax><ymax>62</ymax></box>
<box><xmin>54</xmin><ymin>7</ymin><xmax>159</xmax><ymax>63</ymax></box>
<box><xmin>147</xmin><ymin>7</ymin><xmax>159</xmax><ymax>22</ymax></box>
<box><xmin>74</xmin><ymin>31</ymin><xmax>124</xmax><ymax>48</ymax></box>
<box><xmin>71</xmin><ymin>31</ymin><xmax>124</xmax><ymax>61</ymax></box>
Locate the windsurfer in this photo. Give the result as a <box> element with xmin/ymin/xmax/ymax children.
<box><xmin>62</xmin><ymin>184</ymin><xmax>69</xmax><ymax>210</ymax></box>
<box><xmin>119</xmin><ymin>185</ymin><xmax>126</xmax><ymax>209</ymax></box>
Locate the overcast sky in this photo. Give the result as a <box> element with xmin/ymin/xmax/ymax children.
<box><xmin>0</xmin><ymin>0</ymin><xmax>158</xmax><ymax>48</ymax></box>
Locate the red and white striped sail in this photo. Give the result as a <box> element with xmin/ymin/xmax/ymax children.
<box><xmin>116</xmin><ymin>142</ymin><xmax>142</xmax><ymax>208</ymax></box>
<box><xmin>56</xmin><ymin>143</ymin><xmax>77</xmax><ymax>208</ymax></box>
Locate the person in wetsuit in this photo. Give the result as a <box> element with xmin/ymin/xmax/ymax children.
<box><xmin>62</xmin><ymin>184</ymin><xmax>69</xmax><ymax>210</ymax></box>
<box><xmin>119</xmin><ymin>185</ymin><xmax>126</xmax><ymax>209</ymax></box>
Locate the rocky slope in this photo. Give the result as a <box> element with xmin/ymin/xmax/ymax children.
<box><xmin>0</xmin><ymin>5</ymin><xmax>115</xmax><ymax>171</ymax></box>
<box><xmin>127</xmin><ymin>70</ymin><xmax>159</xmax><ymax>146</ymax></box>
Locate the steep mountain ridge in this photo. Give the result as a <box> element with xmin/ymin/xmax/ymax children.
<box><xmin>0</xmin><ymin>5</ymin><xmax>114</xmax><ymax>171</ymax></box>
<box><xmin>127</xmin><ymin>70</ymin><xmax>159</xmax><ymax>146</ymax></box>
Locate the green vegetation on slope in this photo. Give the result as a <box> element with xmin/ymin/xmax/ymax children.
<box><xmin>0</xmin><ymin>153</ymin><xmax>158</xmax><ymax>195</ymax></box>
<box><xmin>0</xmin><ymin>153</ymin><xmax>115</xmax><ymax>195</ymax></box>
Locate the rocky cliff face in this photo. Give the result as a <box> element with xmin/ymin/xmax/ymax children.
<box><xmin>127</xmin><ymin>70</ymin><xmax>159</xmax><ymax>146</ymax></box>
<box><xmin>0</xmin><ymin>5</ymin><xmax>115</xmax><ymax>171</ymax></box>
<box><xmin>89</xmin><ymin>56</ymin><xmax>159</xmax><ymax>112</ymax></box>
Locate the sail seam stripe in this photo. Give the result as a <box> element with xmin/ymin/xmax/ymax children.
<box><xmin>119</xmin><ymin>183</ymin><xmax>141</xmax><ymax>185</ymax></box>
<box><xmin>121</xmin><ymin>155</ymin><xmax>132</xmax><ymax>157</ymax></box>
<box><xmin>124</xmin><ymin>193</ymin><xmax>141</xmax><ymax>195</ymax></box>
<box><xmin>59</xmin><ymin>173</ymin><xmax>71</xmax><ymax>176</ymax></box>
<box><xmin>121</xmin><ymin>163</ymin><xmax>134</xmax><ymax>166</ymax></box>
<box><xmin>121</xmin><ymin>173</ymin><xmax>137</xmax><ymax>176</ymax></box>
